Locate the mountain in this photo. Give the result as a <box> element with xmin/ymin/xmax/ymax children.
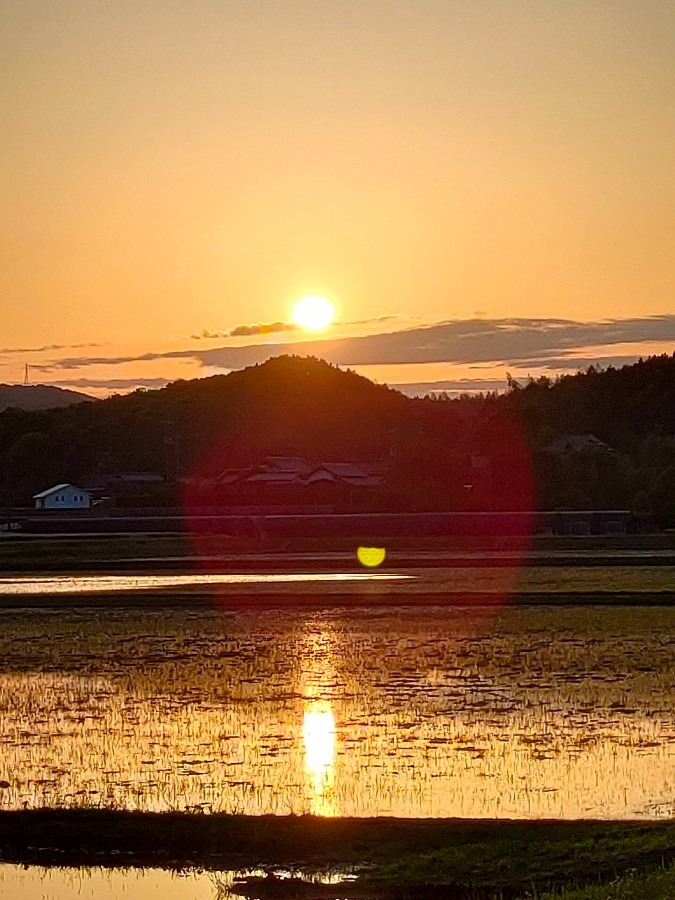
<box><xmin>0</xmin><ymin>384</ymin><xmax>95</xmax><ymax>413</ymax></box>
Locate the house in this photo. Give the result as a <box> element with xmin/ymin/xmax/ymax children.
<box><xmin>108</xmin><ymin>472</ymin><xmax>165</xmax><ymax>486</ymax></box>
<box><xmin>214</xmin><ymin>468</ymin><xmax>250</xmax><ymax>486</ymax></box>
<box><xmin>184</xmin><ymin>455</ymin><xmax>388</xmax><ymax>510</ymax></box>
<box><xmin>542</xmin><ymin>434</ymin><xmax>612</xmax><ymax>455</ymax></box>
<box><xmin>241</xmin><ymin>456</ymin><xmax>314</xmax><ymax>486</ymax></box>
<box><xmin>261</xmin><ymin>456</ymin><xmax>314</xmax><ymax>476</ymax></box>
<box><xmin>308</xmin><ymin>462</ymin><xmax>384</xmax><ymax>487</ymax></box>
<box><xmin>33</xmin><ymin>483</ymin><xmax>91</xmax><ymax>510</ymax></box>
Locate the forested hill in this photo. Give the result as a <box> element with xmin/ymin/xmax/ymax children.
<box><xmin>0</xmin><ymin>384</ymin><xmax>94</xmax><ymax>412</ymax></box>
<box><xmin>501</xmin><ymin>353</ymin><xmax>675</xmax><ymax>450</ymax></box>
<box><xmin>0</xmin><ymin>356</ymin><xmax>411</xmax><ymax>496</ymax></box>
<box><xmin>0</xmin><ymin>353</ymin><xmax>674</xmax><ymax>514</ymax></box>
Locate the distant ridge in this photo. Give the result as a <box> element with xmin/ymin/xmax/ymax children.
<box><xmin>0</xmin><ymin>384</ymin><xmax>94</xmax><ymax>412</ymax></box>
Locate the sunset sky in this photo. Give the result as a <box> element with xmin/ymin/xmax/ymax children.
<box><xmin>2</xmin><ymin>0</ymin><xmax>674</xmax><ymax>396</ymax></box>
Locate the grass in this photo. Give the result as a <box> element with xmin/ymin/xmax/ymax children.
<box><xmin>0</xmin><ymin>811</ymin><xmax>674</xmax><ymax>898</ymax></box>
<box><xmin>368</xmin><ymin>820</ymin><xmax>675</xmax><ymax>897</ymax></box>
<box><xmin>0</xmin><ymin>532</ymin><xmax>674</xmax><ymax>575</ymax></box>
<box><xmin>534</xmin><ymin>864</ymin><xmax>675</xmax><ymax>897</ymax></box>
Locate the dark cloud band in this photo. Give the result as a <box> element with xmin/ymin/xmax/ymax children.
<box><xmin>27</xmin><ymin>314</ymin><xmax>675</xmax><ymax>375</ymax></box>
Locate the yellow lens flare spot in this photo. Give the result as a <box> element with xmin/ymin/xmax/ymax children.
<box><xmin>291</xmin><ymin>295</ymin><xmax>336</xmax><ymax>331</ymax></box>
<box><xmin>357</xmin><ymin>546</ymin><xmax>386</xmax><ymax>567</ymax></box>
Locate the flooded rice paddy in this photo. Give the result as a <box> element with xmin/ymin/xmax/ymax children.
<box><xmin>0</xmin><ymin>600</ymin><xmax>674</xmax><ymax>820</ymax></box>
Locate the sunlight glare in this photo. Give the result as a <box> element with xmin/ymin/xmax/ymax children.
<box><xmin>302</xmin><ymin>700</ymin><xmax>337</xmax><ymax>816</ymax></box>
<box><xmin>303</xmin><ymin>702</ymin><xmax>336</xmax><ymax>777</ymax></box>
<box><xmin>300</xmin><ymin>625</ymin><xmax>339</xmax><ymax>816</ymax></box>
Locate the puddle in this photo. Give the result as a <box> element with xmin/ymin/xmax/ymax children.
<box><xmin>0</xmin><ymin>864</ymin><xmax>358</xmax><ymax>900</ymax></box>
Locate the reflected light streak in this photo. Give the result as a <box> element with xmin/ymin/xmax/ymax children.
<box><xmin>300</xmin><ymin>623</ymin><xmax>339</xmax><ymax>817</ymax></box>
<box><xmin>0</xmin><ymin>572</ymin><xmax>408</xmax><ymax>595</ymax></box>
<box><xmin>303</xmin><ymin>701</ymin><xmax>337</xmax><ymax>817</ymax></box>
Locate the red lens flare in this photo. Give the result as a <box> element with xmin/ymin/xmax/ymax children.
<box><xmin>180</xmin><ymin>399</ymin><xmax>534</xmax><ymax>623</ymax></box>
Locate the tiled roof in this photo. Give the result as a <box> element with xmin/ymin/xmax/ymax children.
<box><xmin>33</xmin><ymin>483</ymin><xmax>89</xmax><ymax>499</ymax></box>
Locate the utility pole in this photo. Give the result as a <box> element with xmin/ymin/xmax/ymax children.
<box><xmin>23</xmin><ymin>363</ymin><xmax>29</xmax><ymax>385</ymax></box>
<box><xmin>4</xmin><ymin>465</ymin><xmax>12</xmax><ymax>533</ymax></box>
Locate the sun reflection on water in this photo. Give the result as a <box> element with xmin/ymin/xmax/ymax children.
<box><xmin>300</xmin><ymin>625</ymin><xmax>339</xmax><ymax>817</ymax></box>
<box><xmin>303</xmin><ymin>701</ymin><xmax>337</xmax><ymax>816</ymax></box>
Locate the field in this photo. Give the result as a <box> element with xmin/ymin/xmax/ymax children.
<box><xmin>0</xmin><ymin>603</ymin><xmax>673</xmax><ymax>819</ymax></box>
<box><xmin>0</xmin><ymin>550</ymin><xmax>673</xmax><ymax>897</ymax></box>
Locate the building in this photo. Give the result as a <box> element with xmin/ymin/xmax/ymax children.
<box><xmin>33</xmin><ymin>483</ymin><xmax>92</xmax><ymax>510</ymax></box>
<box><xmin>307</xmin><ymin>462</ymin><xmax>384</xmax><ymax>488</ymax></box>
<box><xmin>542</xmin><ymin>434</ymin><xmax>612</xmax><ymax>455</ymax></box>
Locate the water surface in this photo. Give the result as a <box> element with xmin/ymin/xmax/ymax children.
<box><xmin>0</xmin><ymin>572</ymin><xmax>407</xmax><ymax>594</ymax></box>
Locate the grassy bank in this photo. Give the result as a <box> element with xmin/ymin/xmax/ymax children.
<box><xmin>0</xmin><ymin>532</ymin><xmax>674</xmax><ymax>574</ymax></box>
<box><xmin>536</xmin><ymin>865</ymin><xmax>675</xmax><ymax>898</ymax></box>
<box><xmin>0</xmin><ymin>811</ymin><xmax>674</xmax><ymax>898</ymax></box>
<box><xmin>0</xmin><ymin>587</ymin><xmax>674</xmax><ymax>608</ymax></box>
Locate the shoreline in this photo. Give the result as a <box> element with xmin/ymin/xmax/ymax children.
<box><xmin>0</xmin><ymin>589</ymin><xmax>674</xmax><ymax>607</ymax></box>
<box><xmin>0</xmin><ymin>810</ymin><xmax>674</xmax><ymax>898</ymax></box>
<box><xmin>1</xmin><ymin>551</ymin><xmax>675</xmax><ymax>576</ymax></box>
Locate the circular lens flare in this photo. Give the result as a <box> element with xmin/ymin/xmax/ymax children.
<box><xmin>357</xmin><ymin>546</ymin><xmax>386</xmax><ymax>567</ymax></box>
<box><xmin>291</xmin><ymin>295</ymin><xmax>336</xmax><ymax>331</ymax></box>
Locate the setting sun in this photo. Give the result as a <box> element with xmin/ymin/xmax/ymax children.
<box><xmin>291</xmin><ymin>295</ymin><xmax>336</xmax><ymax>332</ymax></box>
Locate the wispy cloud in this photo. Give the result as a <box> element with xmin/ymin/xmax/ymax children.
<box><xmin>31</xmin><ymin>349</ymin><xmax>197</xmax><ymax>372</ymax></box>
<box><xmin>339</xmin><ymin>314</ymin><xmax>408</xmax><ymax>327</ymax></box>
<box><xmin>190</xmin><ymin>330</ymin><xmax>229</xmax><ymax>340</ymax></box>
<box><xmin>0</xmin><ymin>342</ymin><xmax>102</xmax><ymax>356</ymax></box>
<box><xmin>229</xmin><ymin>321</ymin><xmax>297</xmax><ymax>337</ymax></box>
<box><xmin>392</xmin><ymin>378</ymin><xmax>508</xmax><ymax>397</ymax></box>
<box><xmin>509</xmin><ymin>354</ymin><xmax>657</xmax><ymax>371</ymax></box>
<box><xmin>49</xmin><ymin>377</ymin><xmax>171</xmax><ymax>391</ymax></box>
<box><xmin>191</xmin><ymin>322</ymin><xmax>297</xmax><ymax>339</ymax></box>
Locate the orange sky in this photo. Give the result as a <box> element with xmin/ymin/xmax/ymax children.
<box><xmin>1</xmin><ymin>1</ymin><xmax>674</xmax><ymax>394</ymax></box>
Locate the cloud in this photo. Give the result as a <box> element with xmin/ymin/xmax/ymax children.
<box><xmin>31</xmin><ymin>349</ymin><xmax>197</xmax><ymax>372</ymax></box>
<box><xmin>0</xmin><ymin>342</ymin><xmax>102</xmax><ymax>356</ymax></box>
<box><xmin>191</xmin><ymin>322</ymin><xmax>297</xmax><ymax>339</ymax></box>
<box><xmin>49</xmin><ymin>377</ymin><xmax>172</xmax><ymax>391</ymax></box>
<box><xmin>190</xmin><ymin>330</ymin><xmax>229</xmax><ymax>340</ymax></box>
<box><xmin>193</xmin><ymin>314</ymin><xmax>675</xmax><ymax>370</ymax></box>
<box><xmin>32</xmin><ymin>314</ymin><xmax>675</xmax><ymax>374</ymax></box>
<box><xmin>510</xmin><ymin>354</ymin><xmax>657</xmax><ymax>371</ymax></box>
<box><xmin>392</xmin><ymin>378</ymin><xmax>507</xmax><ymax>397</ymax></box>
<box><xmin>190</xmin><ymin>315</ymin><xmax>408</xmax><ymax>341</ymax></box>
<box><xmin>229</xmin><ymin>321</ymin><xmax>297</xmax><ymax>337</ymax></box>
<box><xmin>339</xmin><ymin>314</ymin><xmax>408</xmax><ymax>326</ymax></box>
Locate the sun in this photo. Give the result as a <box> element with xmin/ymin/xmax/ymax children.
<box><xmin>291</xmin><ymin>295</ymin><xmax>336</xmax><ymax>331</ymax></box>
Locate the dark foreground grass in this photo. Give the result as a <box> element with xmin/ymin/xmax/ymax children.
<box><xmin>1</xmin><ymin>590</ymin><xmax>675</xmax><ymax>609</ymax></box>
<box><xmin>0</xmin><ymin>811</ymin><xmax>674</xmax><ymax>899</ymax></box>
<box><xmin>535</xmin><ymin>865</ymin><xmax>675</xmax><ymax>898</ymax></box>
